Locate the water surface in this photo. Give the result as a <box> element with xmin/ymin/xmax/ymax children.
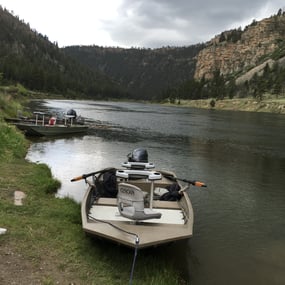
<box><xmin>26</xmin><ymin>99</ymin><xmax>285</xmax><ymax>285</ymax></box>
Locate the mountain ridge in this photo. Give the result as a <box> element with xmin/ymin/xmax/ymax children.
<box><xmin>194</xmin><ymin>11</ymin><xmax>285</xmax><ymax>81</ymax></box>
<box><xmin>1</xmin><ymin>6</ymin><xmax>285</xmax><ymax>101</ymax></box>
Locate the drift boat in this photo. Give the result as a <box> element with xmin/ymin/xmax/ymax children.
<box><xmin>71</xmin><ymin>148</ymin><xmax>206</xmax><ymax>249</ymax></box>
<box><xmin>14</xmin><ymin>111</ymin><xmax>88</xmax><ymax>137</ymax></box>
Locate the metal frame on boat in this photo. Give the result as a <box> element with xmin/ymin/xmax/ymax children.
<box><xmin>72</xmin><ymin>149</ymin><xmax>206</xmax><ymax>249</ymax></box>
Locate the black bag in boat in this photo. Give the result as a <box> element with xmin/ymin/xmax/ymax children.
<box><xmin>159</xmin><ymin>183</ymin><xmax>182</xmax><ymax>201</ymax></box>
<box><xmin>95</xmin><ymin>169</ymin><xmax>118</xmax><ymax>198</ymax></box>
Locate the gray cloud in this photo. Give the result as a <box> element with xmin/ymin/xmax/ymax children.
<box><xmin>102</xmin><ymin>0</ymin><xmax>284</xmax><ymax>48</ymax></box>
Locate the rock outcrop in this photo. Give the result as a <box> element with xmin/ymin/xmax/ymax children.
<box><xmin>194</xmin><ymin>12</ymin><xmax>285</xmax><ymax>81</ymax></box>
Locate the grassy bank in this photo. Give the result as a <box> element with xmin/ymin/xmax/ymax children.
<box><xmin>0</xmin><ymin>92</ymin><xmax>186</xmax><ymax>284</ymax></box>
<box><xmin>171</xmin><ymin>96</ymin><xmax>285</xmax><ymax>114</ymax></box>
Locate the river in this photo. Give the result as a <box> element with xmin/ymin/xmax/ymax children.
<box><xmin>26</xmin><ymin>99</ymin><xmax>285</xmax><ymax>285</ymax></box>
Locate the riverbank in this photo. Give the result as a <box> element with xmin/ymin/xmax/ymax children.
<box><xmin>0</xmin><ymin>92</ymin><xmax>185</xmax><ymax>285</ymax></box>
<box><xmin>174</xmin><ymin>97</ymin><xmax>285</xmax><ymax>114</ymax></box>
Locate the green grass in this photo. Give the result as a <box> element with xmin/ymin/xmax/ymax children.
<box><xmin>0</xmin><ymin>87</ymin><xmax>26</xmax><ymax>117</ymax></box>
<box><xmin>0</xmin><ymin>159</ymin><xmax>185</xmax><ymax>284</ymax></box>
<box><xmin>0</xmin><ymin>122</ymin><xmax>28</xmax><ymax>162</ymax></box>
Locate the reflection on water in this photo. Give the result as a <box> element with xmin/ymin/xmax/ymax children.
<box><xmin>26</xmin><ymin>99</ymin><xmax>285</xmax><ymax>285</ymax></box>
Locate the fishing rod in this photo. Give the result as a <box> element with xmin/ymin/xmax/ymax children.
<box><xmin>70</xmin><ymin>167</ymin><xmax>116</xmax><ymax>182</ymax></box>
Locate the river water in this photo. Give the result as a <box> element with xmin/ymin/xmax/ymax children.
<box><xmin>26</xmin><ymin>99</ymin><xmax>285</xmax><ymax>285</ymax></box>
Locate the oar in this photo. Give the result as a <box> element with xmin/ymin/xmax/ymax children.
<box><xmin>176</xmin><ymin>178</ymin><xmax>207</xmax><ymax>187</ymax></box>
<box><xmin>162</xmin><ymin>173</ymin><xmax>207</xmax><ymax>187</ymax></box>
<box><xmin>70</xmin><ymin>167</ymin><xmax>116</xmax><ymax>182</ymax></box>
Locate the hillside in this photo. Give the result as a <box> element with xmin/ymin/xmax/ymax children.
<box><xmin>0</xmin><ymin>6</ymin><xmax>126</xmax><ymax>99</ymax></box>
<box><xmin>64</xmin><ymin>9</ymin><xmax>285</xmax><ymax>102</ymax></box>
<box><xmin>160</xmin><ymin>10</ymin><xmax>285</xmax><ymax>102</ymax></box>
<box><xmin>63</xmin><ymin>45</ymin><xmax>204</xmax><ymax>100</ymax></box>
<box><xmin>195</xmin><ymin>10</ymin><xmax>285</xmax><ymax>81</ymax></box>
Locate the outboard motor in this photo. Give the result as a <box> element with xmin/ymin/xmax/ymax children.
<box><xmin>128</xmin><ymin>148</ymin><xmax>148</xmax><ymax>163</ymax></box>
<box><xmin>66</xmin><ymin>109</ymin><xmax>77</xmax><ymax>118</ymax></box>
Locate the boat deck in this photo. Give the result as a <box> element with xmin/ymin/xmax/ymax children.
<box><xmin>89</xmin><ymin>198</ymin><xmax>185</xmax><ymax>225</ymax></box>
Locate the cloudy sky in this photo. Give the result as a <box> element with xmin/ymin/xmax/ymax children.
<box><xmin>0</xmin><ymin>0</ymin><xmax>284</xmax><ymax>48</ymax></box>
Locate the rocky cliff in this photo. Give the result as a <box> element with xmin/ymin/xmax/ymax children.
<box><xmin>194</xmin><ymin>12</ymin><xmax>285</xmax><ymax>81</ymax></box>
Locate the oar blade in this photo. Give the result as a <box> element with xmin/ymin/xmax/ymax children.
<box><xmin>194</xmin><ymin>181</ymin><xmax>207</xmax><ymax>187</ymax></box>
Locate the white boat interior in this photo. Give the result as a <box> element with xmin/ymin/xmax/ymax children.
<box><xmin>89</xmin><ymin>199</ymin><xmax>185</xmax><ymax>225</ymax></box>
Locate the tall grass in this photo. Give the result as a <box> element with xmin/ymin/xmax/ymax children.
<box><xmin>0</xmin><ymin>88</ymin><xmax>24</xmax><ymax>118</ymax></box>
<box><xmin>0</xmin><ymin>122</ymin><xmax>28</xmax><ymax>161</ymax></box>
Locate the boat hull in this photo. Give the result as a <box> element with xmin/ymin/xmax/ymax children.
<box><xmin>14</xmin><ymin>123</ymin><xmax>88</xmax><ymax>136</ymax></box>
<box><xmin>81</xmin><ymin>176</ymin><xmax>194</xmax><ymax>249</ymax></box>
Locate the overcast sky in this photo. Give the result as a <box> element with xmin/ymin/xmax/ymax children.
<box><xmin>1</xmin><ymin>0</ymin><xmax>284</xmax><ymax>48</ymax></box>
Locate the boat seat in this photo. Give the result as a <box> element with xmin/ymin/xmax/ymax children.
<box><xmin>117</xmin><ymin>183</ymin><xmax>162</xmax><ymax>221</ymax></box>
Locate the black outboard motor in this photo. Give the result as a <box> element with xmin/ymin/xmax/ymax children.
<box><xmin>128</xmin><ymin>148</ymin><xmax>148</xmax><ymax>163</ymax></box>
<box><xmin>66</xmin><ymin>109</ymin><xmax>77</xmax><ymax>118</ymax></box>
